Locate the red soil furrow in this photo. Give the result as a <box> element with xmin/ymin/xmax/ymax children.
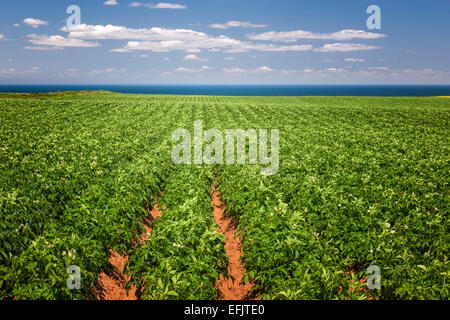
<box><xmin>212</xmin><ymin>181</ymin><xmax>255</xmax><ymax>300</ymax></box>
<box><xmin>93</xmin><ymin>204</ymin><xmax>162</xmax><ymax>300</ymax></box>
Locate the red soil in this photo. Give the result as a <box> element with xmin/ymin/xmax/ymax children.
<box><xmin>93</xmin><ymin>204</ymin><xmax>161</xmax><ymax>300</ymax></box>
<box><xmin>212</xmin><ymin>182</ymin><xmax>255</xmax><ymax>300</ymax></box>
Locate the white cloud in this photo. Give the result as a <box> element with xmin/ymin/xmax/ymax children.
<box><xmin>209</xmin><ymin>21</ymin><xmax>267</xmax><ymax>29</ymax></box>
<box><xmin>224</xmin><ymin>43</ymin><xmax>312</xmax><ymax>53</ymax></box>
<box><xmin>325</xmin><ymin>67</ymin><xmax>347</xmax><ymax>73</ymax></box>
<box><xmin>25</xmin><ymin>46</ymin><xmax>65</xmax><ymax>51</ymax></box>
<box><xmin>183</xmin><ymin>54</ymin><xmax>208</xmax><ymax>61</ymax></box>
<box><xmin>0</xmin><ymin>67</ymin><xmax>42</xmax><ymax>76</ymax></box>
<box><xmin>280</xmin><ymin>67</ymin><xmax>450</xmax><ymax>80</ymax></box>
<box><xmin>114</xmin><ymin>39</ymin><xmax>313</xmax><ymax>53</ymax></box>
<box><xmin>27</xmin><ymin>34</ymin><xmax>101</xmax><ymax>48</ymax></box>
<box><xmin>279</xmin><ymin>67</ymin><xmax>351</xmax><ymax>77</ymax></box>
<box><xmin>247</xmin><ymin>29</ymin><xmax>386</xmax><ymax>42</ymax></box>
<box><xmin>0</xmin><ymin>68</ymin><xmax>16</xmax><ymax>75</ymax></box>
<box><xmin>222</xmin><ymin>66</ymin><xmax>274</xmax><ymax>75</ymax></box>
<box><xmin>367</xmin><ymin>67</ymin><xmax>390</xmax><ymax>71</ymax></box>
<box><xmin>225</xmin><ymin>57</ymin><xmax>235</xmax><ymax>61</ymax></box>
<box><xmin>208</xmin><ymin>24</ymin><xmax>229</xmax><ymax>30</ymax></box>
<box><xmin>0</xmin><ymin>34</ymin><xmax>4</xmax><ymax>40</ymax></box>
<box><xmin>314</xmin><ymin>43</ymin><xmax>380</xmax><ymax>52</ymax></box>
<box><xmin>88</xmin><ymin>68</ymin><xmax>126</xmax><ymax>75</ymax></box>
<box><xmin>151</xmin><ymin>3</ymin><xmax>187</xmax><ymax>9</ymax></box>
<box><xmin>60</xmin><ymin>23</ymin><xmax>314</xmax><ymax>53</ymax></box>
<box><xmin>255</xmin><ymin>66</ymin><xmax>274</xmax><ymax>72</ymax></box>
<box><xmin>104</xmin><ymin>0</ymin><xmax>118</xmax><ymax>5</ymax></box>
<box><xmin>23</xmin><ymin>18</ymin><xmax>48</xmax><ymax>28</ymax></box>
<box><xmin>13</xmin><ymin>24</ymin><xmax>20</xmax><ymax>28</ymax></box>
<box><xmin>173</xmin><ymin>65</ymin><xmax>211</xmax><ymax>73</ymax></box>
<box><xmin>59</xmin><ymin>68</ymin><xmax>80</xmax><ymax>78</ymax></box>
<box><xmin>128</xmin><ymin>2</ymin><xmax>187</xmax><ymax>9</ymax></box>
<box><xmin>344</xmin><ymin>58</ymin><xmax>365</xmax><ymax>62</ymax></box>
<box><xmin>61</xmin><ymin>24</ymin><xmax>208</xmax><ymax>41</ymax></box>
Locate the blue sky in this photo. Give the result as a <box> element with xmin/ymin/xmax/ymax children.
<box><xmin>0</xmin><ymin>0</ymin><xmax>449</xmax><ymax>84</ymax></box>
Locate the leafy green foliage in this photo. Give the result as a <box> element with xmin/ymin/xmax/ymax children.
<box><xmin>217</xmin><ymin>96</ymin><xmax>449</xmax><ymax>299</ymax></box>
<box><xmin>0</xmin><ymin>94</ymin><xmax>448</xmax><ymax>300</ymax></box>
<box><xmin>126</xmin><ymin>167</ymin><xmax>228</xmax><ymax>300</ymax></box>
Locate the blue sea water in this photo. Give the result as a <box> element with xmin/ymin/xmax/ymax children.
<box><xmin>1</xmin><ymin>84</ymin><xmax>450</xmax><ymax>97</ymax></box>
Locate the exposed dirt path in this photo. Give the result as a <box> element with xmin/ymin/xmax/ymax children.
<box><xmin>93</xmin><ymin>204</ymin><xmax>162</xmax><ymax>300</ymax></box>
<box><xmin>212</xmin><ymin>181</ymin><xmax>255</xmax><ymax>300</ymax></box>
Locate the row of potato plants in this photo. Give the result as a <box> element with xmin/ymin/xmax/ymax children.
<box><xmin>216</xmin><ymin>97</ymin><xmax>449</xmax><ymax>299</ymax></box>
<box><xmin>125</xmin><ymin>96</ymin><xmax>230</xmax><ymax>300</ymax></box>
<box><xmin>0</xmin><ymin>95</ymin><xmax>180</xmax><ymax>299</ymax></box>
<box><xmin>126</xmin><ymin>166</ymin><xmax>228</xmax><ymax>299</ymax></box>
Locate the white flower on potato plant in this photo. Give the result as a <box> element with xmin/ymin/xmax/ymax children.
<box><xmin>68</xmin><ymin>250</ymin><xmax>76</xmax><ymax>259</ymax></box>
<box><xmin>384</xmin><ymin>222</ymin><xmax>391</xmax><ymax>228</ymax></box>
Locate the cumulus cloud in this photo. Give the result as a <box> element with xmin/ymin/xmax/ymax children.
<box><xmin>173</xmin><ymin>65</ymin><xmax>211</xmax><ymax>73</ymax></box>
<box><xmin>23</xmin><ymin>18</ymin><xmax>48</xmax><ymax>28</ymax></box>
<box><xmin>225</xmin><ymin>43</ymin><xmax>312</xmax><ymax>53</ymax></box>
<box><xmin>58</xmin><ymin>68</ymin><xmax>80</xmax><ymax>78</ymax></box>
<box><xmin>279</xmin><ymin>67</ymin><xmax>350</xmax><ymax>77</ymax></box>
<box><xmin>152</xmin><ymin>2</ymin><xmax>186</xmax><ymax>9</ymax></box>
<box><xmin>367</xmin><ymin>66</ymin><xmax>390</xmax><ymax>71</ymax></box>
<box><xmin>88</xmin><ymin>68</ymin><xmax>126</xmax><ymax>75</ymax></box>
<box><xmin>128</xmin><ymin>2</ymin><xmax>187</xmax><ymax>9</ymax></box>
<box><xmin>325</xmin><ymin>67</ymin><xmax>347</xmax><ymax>73</ymax></box>
<box><xmin>0</xmin><ymin>67</ymin><xmax>42</xmax><ymax>76</ymax></box>
<box><xmin>104</xmin><ymin>0</ymin><xmax>118</xmax><ymax>5</ymax></box>
<box><xmin>183</xmin><ymin>54</ymin><xmax>208</xmax><ymax>61</ymax></box>
<box><xmin>224</xmin><ymin>57</ymin><xmax>235</xmax><ymax>61</ymax></box>
<box><xmin>0</xmin><ymin>34</ymin><xmax>5</xmax><ymax>40</ymax></box>
<box><xmin>27</xmin><ymin>34</ymin><xmax>101</xmax><ymax>48</ymax></box>
<box><xmin>59</xmin><ymin>23</ymin><xmax>313</xmax><ymax>53</ymax></box>
<box><xmin>61</xmin><ymin>24</ymin><xmax>208</xmax><ymax>41</ymax></box>
<box><xmin>113</xmin><ymin>40</ymin><xmax>313</xmax><ymax>53</ymax></box>
<box><xmin>13</xmin><ymin>24</ymin><xmax>20</xmax><ymax>28</ymax></box>
<box><xmin>209</xmin><ymin>21</ymin><xmax>267</xmax><ymax>29</ymax></box>
<box><xmin>0</xmin><ymin>68</ymin><xmax>16</xmax><ymax>75</ymax></box>
<box><xmin>279</xmin><ymin>68</ymin><xmax>314</xmax><ymax>76</ymax></box>
<box><xmin>247</xmin><ymin>29</ymin><xmax>386</xmax><ymax>42</ymax></box>
<box><xmin>345</xmin><ymin>58</ymin><xmax>365</xmax><ymax>62</ymax></box>
<box><xmin>56</xmin><ymin>23</ymin><xmax>384</xmax><ymax>54</ymax></box>
<box><xmin>25</xmin><ymin>46</ymin><xmax>65</xmax><ymax>51</ymax></box>
<box><xmin>314</xmin><ymin>43</ymin><xmax>380</xmax><ymax>52</ymax></box>
<box><xmin>222</xmin><ymin>66</ymin><xmax>275</xmax><ymax>75</ymax></box>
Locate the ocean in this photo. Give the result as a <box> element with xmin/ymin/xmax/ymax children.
<box><xmin>1</xmin><ymin>84</ymin><xmax>450</xmax><ymax>97</ymax></box>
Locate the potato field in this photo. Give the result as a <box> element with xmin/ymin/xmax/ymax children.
<box><xmin>0</xmin><ymin>93</ymin><xmax>448</xmax><ymax>300</ymax></box>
